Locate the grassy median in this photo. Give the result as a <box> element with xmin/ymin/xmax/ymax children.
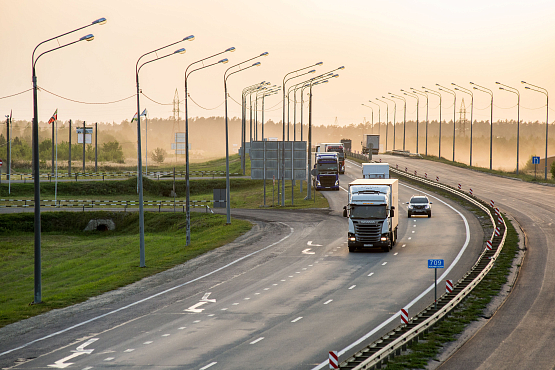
<box><xmin>0</xmin><ymin>211</ymin><xmax>252</xmax><ymax>328</ymax></box>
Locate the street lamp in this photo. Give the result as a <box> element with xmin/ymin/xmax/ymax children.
<box><xmin>382</xmin><ymin>96</ymin><xmax>396</xmax><ymax>150</ymax></box>
<box><xmin>361</xmin><ymin>104</ymin><xmax>374</xmax><ymax>147</ymax></box>
<box><xmin>470</xmin><ymin>82</ymin><xmax>494</xmax><ymax>170</ymax></box>
<box><xmin>376</xmin><ymin>98</ymin><xmax>389</xmax><ymax>152</ymax></box>
<box><xmin>452</xmin><ymin>83</ymin><xmax>474</xmax><ymax>166</ymax></box>
<box><xmin>243</xmin><ymin>81</ymin><xmax>266</xmax><ymax>143</ymax></box>
<box><xmin>389</xmin><ymin>93</ymin><xmax>407</xmax><ymax>151</ymax></box>
<box><xmin>281</xmin><ymin>62</ymin><xmax>323</xmax><ymax>206</ymax></box>
<box><xmin>496</xmin><ymin>82</ymin><xmax>521</xmax><ymax>174</ymax></box>
<box><xmin>184</xmin><ymin>49</ymin><xmax>231</xmax><ymax>246</ymax></box>
<box><xmin>411</xmin><ymin>88</ymin><xmax>429</xmax><ymax>156</ymax></box>
<box><xmin>136</xmin><ymin>37</ymin><xmax>193</xmax><ymax>267</ymax></box>
<box><xmin>287</xmin><ymin>70</ymin><xmax>316</xmax><ymax>141</ymax></box>
<box><xmin>402</xmin><ymin>89</ymin><xmax>419</xmax><ymax>153</ymax></box>
<box><xmin>224</xmin><ymin>53</ymin><xmax>267</xmax><ymax>223</ymax></box>
<box><xmin>423</xmin><ymin>87</ymin><xmax>442</xmax><ymax>159</ymax></box>
<box><xmin>437</xmin><ymin>84</ymin><xmax>457</xmax><ymax>162</ymax></box>
<box><xmin>31</xmin><ymin>18</ymin><xmax>105</xmax><ymax>304</ymax></box>
<box><xmin>522</xmin><ymin>81</ymin><xmax>549</xmax><ymax>179</ymax></box>
<box><xmin>368</xmin><ymin>100</ymin><xmax>380</xmax><ymax>145</ymax></box>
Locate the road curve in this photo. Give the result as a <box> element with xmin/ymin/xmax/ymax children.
<box><xmin>377</xmin><ymin>153</ymin><xmax>555</xmax><ymax>369</ymax></box>
<box><xmin>0</xmin><ymin>163</ymin><xmax>484</xmax><ymax>369</ymax></box>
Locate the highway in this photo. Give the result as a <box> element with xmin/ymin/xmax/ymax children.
<box><xmin>0</xmin><ymin>161</ymin><xmax>485</xmax><ymax>369</ymax></box>
<box><xmin>377</xmin><ymin>153</ymin><xmax>555</xmax><ymax>370</ymax></box>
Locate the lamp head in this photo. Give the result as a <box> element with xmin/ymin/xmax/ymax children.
<box><xmin>332</xmin><ymin>74</ymin><xmax>339</xmax><ymax>78</ymax></box>
<box><xmin>175</xmin><ymin>48</ymin><xmax>186</xmax><ymax>54</ymax></box>
<box><xmin>265</xmin><ymin>82</ymin><xmax>271</xmax><ymax>85</ymax></box>
<box><xmin>451</xmin><ymin>83</ymin><xmax>456</xmax><ymax>85</ymax></box>
<box><xmin>499</xmin><ymin>87</ymin><xmax>504</xmax><ymax>90</ymax></box>
<box><xmin>400</xmin><ymin>89</ymin><xmax>405</xmax><ymax>92</ymax></box>
<box><xmin>183</xmin><ymin>35</ymin><xmax>195</xmax><ymax>41</ymax></box>
<box><xmin>315</xmin><ymin>62</ymin><xmax>323</xmax><ymax>66</ymax></box>
<box><xmin>435</xmin><ymin>83</ymin><xmax>440</xmax><ymax>86</ymax></box>
<box><xmin>225</xmin><ymin>47</ymin><xmax>236</xmax><ymax>52</ymax></box>
<box><xmin>521</xmin><ymin>81</ymin><xmax>526</xmax><ymax>84</ymax></box>
<box><xmin>92</xmin><ymin>17</ymin><xmax>107</xmax><ymax>25</ymax></box>
<box><xmin>260</xmin><ymin>52</ymin><xmax>269</xmax><ymax>57</ymax></box>
<box><xmin>80</xmin><ymin>34</ymin><xmax>94</xmax><ymax>42</ymax></box>
<box><xmin>454</xmin><ymin>88</ymin><xmax>459</xmax><ymax>91</ymax></box>
<box><xmin>473</xmin><ymin>87</ymin><xmax>478</xmax><ymax>90</ymax></box>
<box><xmin>253</xmin><ymin>62</ymin><xmax>261</xmax><ymax>67</ymax></box>
<box><xmin>338</xmin><ymin>66</ymin><xmax>345</xmax><ymax>70</ymax></box>
<box><xmin>219</xmin><ymin>58</ymin><xmax>229</xmax><ymax>64</ymax></box>
<box><xmin>495</xmin><ymin>82</ymin><xmax>500</xmax><ymax>84</ymax></box>
<box><xmin>469</xmin><ymin>82</ymin><xmax>475</xmax><ymax>85</ymax></box>
<box><xmin>308</xmin><ymin>69</ymin><xmax>316</xmax><ymax>74</ymax></box>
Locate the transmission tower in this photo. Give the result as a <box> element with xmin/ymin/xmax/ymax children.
<box><xmin>457</xmin><ymin>98</ymin><xmax>467</xmax><ymax>136</ymax></box>
<box><xmin>172</xmin><ymin>88</ymin><xmax>180</xmax><ymax>131</ymax></box>
<box><xmin>334</xmin><ymin>117</ymin><xmax>339</xmax><ymax>125</ymax></box>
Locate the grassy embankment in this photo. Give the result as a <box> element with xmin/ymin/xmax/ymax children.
<box><xmin>346</xmin><ymin>153</ymin><xmax>520</xmax><ymax>369</ymax></box>
<box><xmin>0</xmin><ymin>211</ymin><xmax>252</xmax><ymax>328</ymax></box>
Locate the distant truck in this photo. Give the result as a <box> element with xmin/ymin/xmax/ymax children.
<box><xmin>322</xmin><ymin>143</ymin><xmax>345</xmax><ymax>174</ymax></box>
<box><xmin>362</xmin><ymin>163</ymin><xmax>389</xmax><ymax>179</ymax></box>
<box><xmin>312</xmin><ymin>153</ymin><xmax>340</xmax><ymax>191</ymax></box>
<box><xmin>343</xmin><ymin>179</ymin><xmax>398</xmax><ymax>252</ymax></box>
<box><xmin>341</xmin><ymin>139</ymin><xmax>352</xmax><ymax>152</ymax></box>
<box><xmin>362</xmin><ymin>134</ymin><xmax>380</xmax><ymax>155</ymax></box>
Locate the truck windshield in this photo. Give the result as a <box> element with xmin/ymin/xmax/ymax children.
<box><xmin>317</xmin><ymin>163</ymin><xmax>338</xmax><ymax>172</ymax></box>
<box><xmin>350</xmin><ymin>205</ymin><xmax>387</xmax><ymax>219</ymax></box>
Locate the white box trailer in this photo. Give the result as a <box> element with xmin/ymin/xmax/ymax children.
<box><xmin>343</xmin><ymin>178</ymin><xmax>398</xmax><ymax>252</ymax></box>
<box><xmin>362</xmin><ymin>163</ymin><xmax>389</xmax><ymax>179</ymax></box>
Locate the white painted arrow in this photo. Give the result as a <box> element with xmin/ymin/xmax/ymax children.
<box><xmin>184</xmin><ymin>301</ymin><xmax>209</xmax><ymax>313</ymax></box>
<box><xmin>201</xmin><ymin>292</ymin><xmax>216</xmax><ymax>303</ymax></box>
<box><xmin>307</xmin><ymin>241</ymin><xmax>322</xmax><ymax>247</ymax></box>
<box><xmin>302</xmin><ymin>248</ymin><xmax>315</xmax><ymax>255</ymax></box>
<box><xmin>73</xmin><ymin>338</ymin><xmax>98</xmax><ymax>354</ymax></box>
<box><xmin>48</xmin><ymin>352</ymin><xmax>87</xmax><ymax>368</ymax></box>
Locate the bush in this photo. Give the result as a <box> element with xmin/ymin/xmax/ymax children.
<box><xmin>551</xmin><ymin>161</ymin><xmax>555</xmax><ymax>179</ymax></box>
<box><xmin>151</xmin><ymin>147</ymin><xmax>167</xmax><ymax>164</ymax></box>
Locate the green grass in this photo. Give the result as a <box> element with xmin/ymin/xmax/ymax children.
<box><xmin>0</xmin><ymin>211</ymin><xmax>252</xmax><ymax>328</ymax></box>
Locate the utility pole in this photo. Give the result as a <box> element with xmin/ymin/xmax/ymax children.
<box><xmin>82</xmin><ymin>121</ymin><xmax>86</xmax><ymax>173</ymax></box>
<box><xmin>68</xmin><ymin>119</ymin><xmax>72</xmax><ymax>175</ymax></box>
<box><xmin>95</xmin><ymin>122</ymin><xmax>98</xmax><ymax>172</ymax></box>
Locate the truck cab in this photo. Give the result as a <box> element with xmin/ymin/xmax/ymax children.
<box><xmin>324</xmin><ymin>143</ymin><xmax>345</xmax><ymax>174</ymax></box>
<box><xmin>312</xmin><ymin>153</ymin><xmax>340</xmax><ymax>191</ymax></box>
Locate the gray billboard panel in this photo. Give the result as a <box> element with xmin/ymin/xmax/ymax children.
<box><xmin>250</xmin><ymin>141</ymin><xmax>306</xmax><ymax>180</ymax></box>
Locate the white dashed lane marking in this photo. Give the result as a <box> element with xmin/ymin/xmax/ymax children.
<box><xmin>349</xmin><ymin>285</ymin><xmax>356</xmax><ymax>290</ymax></box>
<box><xmin>250</xmin><ymin>337</ymin><xmax>264</xmax><ymax>344</ymax></box>
<box><xmin>382</xmin><ymin>262</ymin><xmax>387</xmax><ymax>266</ymax></box>
<box><xmin>291</xmin><ymin>317</ymin><xmax>303</xmax><ymax>323</ymax></box>
<box><xmin>368</xmin><ymin>272</ymin><xmax>374</xmax><ymax>277</ymax></box>
<box><xmin>324</xmin><ymin>299</ymin><xmax>333</xmax><ymax>305</ymax></box>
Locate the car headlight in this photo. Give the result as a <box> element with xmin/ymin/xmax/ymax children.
<box><xmin>408</xmin><ymin>204</ymin><xmax>413</xmax><ymax>209</ymax></box>
<box><xmin>335</xmin><ymin>180</ymin><xmax>339</xmax><ymax>185</ymax></box>
<box><xmin>424</xmin><ymin>204</ymin><xmax>430</xmax><ymax>209</ymax></box>
<box><xmin>316</xmin><ymin>180</ymin><xmax>321</xmax><ymax>186</ymax></box>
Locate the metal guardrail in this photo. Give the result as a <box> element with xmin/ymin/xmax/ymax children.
<box><xmin>339</xmin><ymin>161</ymin><xmax>507</xmax><ymax>370</ymax></box>
<box><xmin>0</xmin><ymin>171</ymin><xmax>241</xmax><ymax>182</ymax></box>
<box><xmin>0</xmin><ymin>198</ymin><xmax>224</xmax><ymax>212</ymax></box>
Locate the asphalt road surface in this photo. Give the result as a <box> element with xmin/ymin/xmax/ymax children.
<box><xmin>0</xmin><ymin>161</ymin><xmax>485</xmax><ymax>369</ymax></box>
<box><xmin>377</xmin><ymin>153</ymin><xmax>555</xmax><ymax>370</ymax></box>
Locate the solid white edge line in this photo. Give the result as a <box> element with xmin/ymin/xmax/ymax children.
<box><xmin>1</xmin><ymin>223</ymin><xmax>295</xmax><ymax>358</ymax></box>
<box><xmin>311</xmin><ymin>160</ymin><xmax>471</xmax><ymax>370</ymax></box>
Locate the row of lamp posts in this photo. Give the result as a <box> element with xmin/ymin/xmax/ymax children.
<box><xmin>361</xmin><ymin>82</ymin><xmax>549</xmax><ymax>179</ymax></box>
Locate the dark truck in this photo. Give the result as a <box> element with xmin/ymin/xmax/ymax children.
<box><xmin>341</xmin><ymin>139</ymin><xmax>352</xmax><ymax>152</ymax></box>
<box><xmin>322</xmin><ymin>143</ymin><xmax>345</xmax><ymax>174</ymax></box>
<box><xmin>311</xmin><ymin>153</ymin><xmax>340</xmax><ymax>191</ymax></box>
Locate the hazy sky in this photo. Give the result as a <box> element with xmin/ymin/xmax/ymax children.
<box><xmin>2</xmin><ymin>0</ymin><xmax>555</xmax><ymax>128</ymax></box>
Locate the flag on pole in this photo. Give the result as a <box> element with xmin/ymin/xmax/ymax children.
<box><xmin>131</xmin><ymin>109</ymin><xmax>147</xmax><ymax>122</ymax></box>
<box><xmin>47</xmin><ymin>109</ymin><xmax>58</xmax><ymax>124</ymax></box>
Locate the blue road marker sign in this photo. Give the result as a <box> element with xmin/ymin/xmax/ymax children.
<box><xmin>532</xmin><ymin>156</ymin><xmax>540</xmax><ymax>165</ymax></box>
<box><xmin>428</xmin><ymin>259</ymin><xmax>445</xmax><ymax>269</ymax></box>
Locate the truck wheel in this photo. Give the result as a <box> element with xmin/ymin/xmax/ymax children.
<box><xmin>428</xmin><ymin>213</ymin><xmax>432</xmax><ymax>218</ymax></box>
<box><xmin>382</xmin><ymin>245</ymin><xmax>390</xmax><ymax>252</ymax></box>
<box><xmin>348</xmin><ymin>246</ymin><xmax>355</xmax><ymax>252</ymax></box>
<box><xmin>408</xmin><ymin>212</ymin><xmax>411</xmax><ymax>218</ymax></box>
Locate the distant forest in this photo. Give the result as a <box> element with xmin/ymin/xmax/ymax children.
<box><xmin>1</xmin><ymin>116</ymin><xmax>554</xmax><ymax>172</ymax></box>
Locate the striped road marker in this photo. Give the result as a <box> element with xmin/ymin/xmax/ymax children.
<box><xmin>469</xmin><ymin>188</ymin><xmax>473</xmax><ymax>195</ymax></box>
<box><xmin>490</xmin><ymin>199</ymin><xmax>495</xmax><ymax>207</ymax></box>
<box><xmin>495</xmin><ymin>207</ymin><xmax>501</xmax><ymax>216</ymax></box>
<box><xmin>495</xmin><ymin>227</ymin><xmax>501</xmax><ymax>237</ymax></box>
<box><xmin>486</xmin><ymin>240</ymin><xmax>493</xmax><ymax>250</ymax></box>
<box><xmin>425</xmin><ymin>172</ymin><xmax>428</xmax><ymax>179</ymax></box>
<box><xmin>436</xmin><ymin>176</ymin><xmax>439</xmax><ymax>182</ymax></box>
<box><xmin>446</xmin><ymin>279</ymin><xmax>454</xmax><ymax>293</ymax></box>
<box><xmin>414</xmin><ymin>170</ymin><xmax>417</xmax><ymax>176</ymax></box>
<box><xmin>396</xmin><ymin>164</ymin><xmax>399</xmax><ymax>169</ymax></box>
<box><xmin>329</xmin><ymin>351</ymin><xmax>338</xmax><ymax>369</ymax></box>
<box><xmin>405</xmin><ymin>167</ymin><xmax>408</xmax><ymax>172</ymax></box>
<box><xmin>458</xmin><ymin>183</ymin><xmax>462</xmax><ymax>190</ymax></box>
<box><xmin>401</xmin><ymin>308</ymin><xmax>409</xmax><ymax>324</ymax></box>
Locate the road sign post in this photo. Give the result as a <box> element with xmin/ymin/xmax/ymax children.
<box><xmin>428</xmin><ymin>259</ymin><xmax>445</xmax><ymax>309</ymax></box>
<box><xmin>532</xmin><ymin>156</ymin><xmax>540</xmax><ymax>178</ymax></box>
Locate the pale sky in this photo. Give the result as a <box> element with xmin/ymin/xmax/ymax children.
<box><xmin>2</xmin><ymin>0</ymin><xmax>555</xmax><ymax>127</ymax></box>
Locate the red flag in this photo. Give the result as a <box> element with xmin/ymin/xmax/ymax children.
<box><xmin>48</xmin><ymin>109</ymin><xmax>58</xmax><ymax>124</ymax></box>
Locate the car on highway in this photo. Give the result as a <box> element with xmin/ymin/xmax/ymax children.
<box><xmin>407</xmin><ymin>195</ymin><xmax>432</xmax><ymax>218</ymax></box>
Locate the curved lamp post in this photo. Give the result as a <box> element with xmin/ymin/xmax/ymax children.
<box><xmin>411</xmin><ymin>88</ymin><xmax>429</xmax><ymax>156</ymax></box>
<box><xmin>382</xmin><ymin>96</ymin><xmax>396</xmax><ymax>150</ymax></box>
<box><xmin>453</xmin><ymin>83</ymin><xmax>474</xmax><ymax>166</ymax></box>
<box><xmin>389</xmin><ymin>93</ymin><xmax>407</xmax><ymax>151</ymax></box>
<box><xmin>376</xmin><ymin>98</ymin><xmax>389</xmax><ymax>152</ymax></box>
<box><xmin>522</xmin><ymin>81</ymin><xmax>549</xmax><ymax>179</ymax></box>
<box><xmin>470</xmin><ymin>82</ymin><xmax>494</xmax><ymax>170</ymax></box>
<box><xmin>437</xmin><ymin>84</ymin><xmax>457</xmax><ymax>162</ymax></box>
<box><xmin>281</xmin><ymin>62</ymin><xmax>323</xmax><ymax>206</ymax></box>
<box><xmin>184</xmin><ymin>50</ymin><xmax>231</xmax><ymax>246</ymax></box>
<box><xmin>224</xmin><ymin>53</ymin><xmax>267</xmax><ymax>223</ymax></box>
<box><xmin>136</xmin><ymin>37</ymin><xmax>193</xmax><ymax>267</ymax></box>
<box><xmin>368</xmin><ymin>100</ymin><xmax>380</xmax><ymax>145</ymax></box>
<box><xmin>361</xmin><ymin>104</ymin><xmax>374</xmax><ymax>144</ymax></box>
<box><xmin>402</xmin><ymin>89</ymin><xmax>419</xmax><ymax>153</ymax></box>
<box><xmin>496</xmin><ymin>82</ymin><xmax>521</xmax><ymax>174</ymax></box>
<box><xmin>31</xmin><ymin>17</ymin><xmax>105</xmax><ymax>304</ymax></box>
<box><xmin>243</xmin><ymin>81</ymin><xmax>266</xmax><ymax>142</ymax></box>
<box><xmin>287</xmin><ymin>70</ymin><xmax>316</xmax><ymax>141</ymax></box>
<box><xmin>423</xmin><ymin>87</ymin><xmax>442</xmax><ymax>158</ymax></box>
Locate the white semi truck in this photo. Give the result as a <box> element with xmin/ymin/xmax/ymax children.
<box><xmin>362</xmin><ymin>163</ymin><xmax>389</xmax><ymax>179</ymax></box>
<box><xmin>343</xmin><ymin>179</ymin><xmax>398</xmax><ymax>252</ymax></box>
